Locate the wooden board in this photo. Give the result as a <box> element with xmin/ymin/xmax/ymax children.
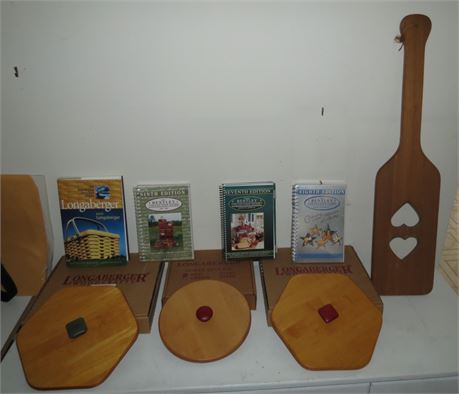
<box><xmin>260</xmin><ymin>246</ymin><xmax>384</xmax><ymax>327</ymax></box>
<box><xmin>16</xmin><ymin>286</ymin><xmax>138</xmax><ymax>389</ymax></box>
<box><xmin>159</xmin><ymin>280</ymin><xmax>251</xmax><ymax>362</ymax></box>
<box><xmin>1</xmin><ymin>175</ymin><xmax>49</xmax><ymax>295</ymax></box>
<box><xmin>272</xmin><ymin>274</ymin><xmax>382</xmax><ymax>370</ymax></box>
<box><xmin>371</xmin><ymin>14</ymin><xmax>440</xmax><ymax>295</ymax></box>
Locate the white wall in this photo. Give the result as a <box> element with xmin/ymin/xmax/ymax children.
<box><xmin>1</xmin><ymin>1</ymin><xmax>457</xmax><ymax>271</ymax></box>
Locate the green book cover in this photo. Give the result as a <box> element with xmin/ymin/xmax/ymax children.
<box><xmin>220</xmin><ymin>182</ymin><xmax>276</xmax><ymax>260</ymax></box>
<box><xmin>134</xmin><ymin>184</ymin><xmax>193</xmax><ymax>262</ymax></box>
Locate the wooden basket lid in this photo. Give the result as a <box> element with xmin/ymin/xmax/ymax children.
<box><xmin>159</xmin><ymin>280</ymin><xmax>251</xmax><ymax>362</ymax></box>
<box><xmin>272</xmin><ymin>274</ymin><xmax>382</xmax><ymax>370</ymax></box>
<box><xmin>16</xmin><ymin>286</ymin><xmax>138</xmax><ymax>389</ymax></box>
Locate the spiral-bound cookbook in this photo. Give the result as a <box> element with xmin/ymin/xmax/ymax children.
<box><xmin>291</xmin><ymin>182</ymin><xmax>346</xmax><ymax>262</ymax></box>
<box><xmin>134</xmin><ymin>184</ymin><xmax>193</xmax><ymax>262</ymax></box>
<box><xmin>220</xmin><ymin>182</ymin><xmax>276</xmax><ymax>260</ymax></box>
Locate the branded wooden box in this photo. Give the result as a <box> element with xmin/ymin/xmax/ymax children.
<box><xmin>25</xmin><ymin>254</ymin><xmax>164</xmax><ymax>333</ymax></box>
<box><xmin>162</xmin><ymin>249</ymin><xmax>256</xmax><ymax>310</ymax></box>
<box><xmin>260</xmin><ymin>246</ymin><xmax>383</xmax><ymax>326</ymax></box>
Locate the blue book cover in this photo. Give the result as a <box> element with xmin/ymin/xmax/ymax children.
<box><xmin>291</xmin><ymin>183</ymin><xmax>346</xmax><ymax>262</ymax></box>
<box><xmin>57</xmin><ymin>176</ymin><xmax>129</xmax><ymax>267</ymax></box>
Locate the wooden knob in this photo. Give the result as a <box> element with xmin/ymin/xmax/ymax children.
<box><xmin>196</xmin><ymin>306</ymin><xmax>213</xmax><ymax>322</ymax></box>
<box><xmin>318</xmin><ymin>303</ymin><xmax>339</xmax><ymax>324</ymax></box>
<box><xmin>65</xmin><ymin>317</ymin><xmax>87</xmax><ymax>339</ymax></box>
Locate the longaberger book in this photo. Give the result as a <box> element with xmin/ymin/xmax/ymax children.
<box><xmin>57</xmin><ymin>176</ymin><xmax>129</xmax><ymax>267</ymax></box>
<box><xmin>220</xmin><ymin>182</ymin><xmax>276</xmax><ymax>260</ymax></box>
<box><xmin>134</xmin><ymin>184</ymin><xmax>193</xmax><ymax>262</ymax></box>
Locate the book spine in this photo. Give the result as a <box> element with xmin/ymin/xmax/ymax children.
<box><xmin>219</xmin><ymin>185</ymin><xmax>227</xmax><ymax>259</ymax></box>
<box><xmin>186</xmin><ymin>186</ymin><xmax>195</xmax><ymax>260</ymax></box>
<box><xmin>291</xmin><ymin>185</ymin><xmax>299</xmax><ymax>262</ymax></box>
<box><xmin>120</xmin><ymin>177</ymin><xmax>130</xmax><ymax>261</ymax></box>
<box><xmin>273</xmin><ymin>185</ymin><xmax>277</xmax><ymax>258</ymax></box>
<box><xmin>133</xmin><ymin>186</ymin><xmax>146</xmax><ymax>261</ymax></box>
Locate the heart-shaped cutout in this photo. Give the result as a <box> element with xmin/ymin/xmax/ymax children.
<box><xmin>391</xmin><ymin>203</ymin><xmax>419</xmax><ymax>227</ymax></box>
<box><xmin>390</xmin><ymin>237</ymin><xmax>417</xmax><ymax>260</ymax></box>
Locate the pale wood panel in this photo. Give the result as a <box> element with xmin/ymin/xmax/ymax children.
<box><xmin>16</xmin><ymin>286</ymin><xmax>138</xmax><ymax>389</ymax></box>
<box><xmin>159</xmin><ymin>280</ymin><xmax>250</xmax><ymax>362</ymax></box>
<box><xmin>440</xmin><ymin>186</ymin><xmax>458</xmax><ymax>295</ymax></box>
<box><xmin>1</xmin><ymin>175</ymin><xmax>49</xmax><ymax>295</ymax></box>
<box><xmin>272</xmin><ymin>274</ymin><xmax>382</xmax><ymax>370</ymax></box>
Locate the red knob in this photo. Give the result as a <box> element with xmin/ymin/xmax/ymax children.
<box><xmin>318</xmin><ymin>303</ymin><xmax>339</xmax><ymax>323</ymax></box>
<box><xmin>196</xmin><ymin>306</ymin><xmax>213</xmax><ymax>322</ymax></box>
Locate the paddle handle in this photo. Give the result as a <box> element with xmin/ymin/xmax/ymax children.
<box><xmin>398</xmin><ymin>14</ymin><xmax>431</xmax><ymax>153</ymax></box>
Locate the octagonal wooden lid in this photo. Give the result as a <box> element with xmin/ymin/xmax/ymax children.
<box><xmin>272</xmin><ymin>274</ymin><xmax>382</xmax><ymax>370</ymax></box>
<box><xmin>16</xmin><ymin>286</ymin><xmax>138</xmax><ymax>389</ymax></box>
<box><xmin>159</xmin><ymin>280</ymin><xmax>250</xmax><ymax>362</ymax></box>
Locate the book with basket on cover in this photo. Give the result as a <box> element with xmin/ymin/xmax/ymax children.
<box><xmin>133</xmin><ymin>184</ymin><xmax>193</xmax><ymax>262</ymax></box>
<box><xmin>57</xmin><ymin>176</ymin><xmax>129</xmax><ymax>267</ymax></box>
<box><xmin>220</xmin><ymin>182</ymin><xmax>276</xmax><ymax>260</ymax></box>
<box><xmin>291</xmin><ymin>182</ymin><xmax>346</xmax><ymax>263</ymax></box>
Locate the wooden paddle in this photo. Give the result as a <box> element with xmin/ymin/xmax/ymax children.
<box><xmin>371</xmin><ymin>14</ymin><xmax>440</xmax><ymax>295</ymax></box>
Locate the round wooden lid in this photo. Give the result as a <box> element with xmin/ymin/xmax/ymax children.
<box><xmin>16</xmin><ymin>286</ymin><xmax>138</xmax><ymax>389</ymax></box>
<box><xmin>159</xmin><ymin>279</ymin><xmax>251</xmax><ymax>362</ymax></box>
<box><xmin>272</xmin><ymin>274</ymin><xmax>382</xmax><ymax>370</ymax></box>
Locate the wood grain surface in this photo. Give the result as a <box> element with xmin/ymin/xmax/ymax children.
<box><xmin>16</xmin><ymin>286</ymin><xmax>138</xmax><ymax>390</ymax></box>
<box><xmin>272</xmin><ymin>274</ymin><xmax>382</xmax><ymax>370</ymax></box>
<box><xmin>159</xmin><ymin>280</ymin><xmax>251</xmax><ymax>362</ymax></box>
<box><xmin>1</xmin><ymin>175</ymin><xmax>49</xmax><ymax>295</ymax></box>
<box><xmin>371</xmin><ymin>14</ymin><xmax>440</xmax><ymax>295</ymax></box>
